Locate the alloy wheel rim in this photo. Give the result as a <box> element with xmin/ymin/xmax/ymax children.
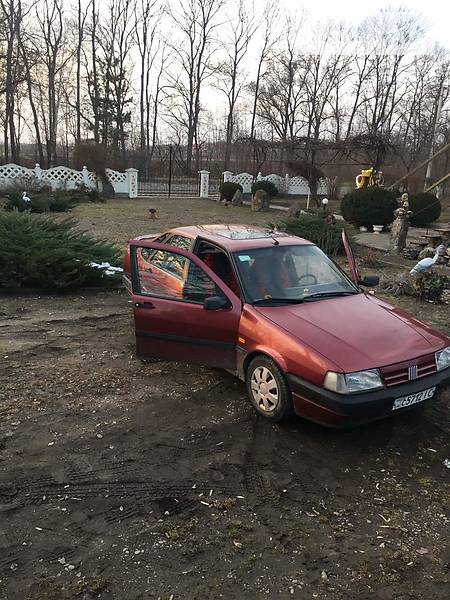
<box><xmin>250</xmin><ymin>366</ymin><xmax>279</xmax><ymax>412</ymax></box>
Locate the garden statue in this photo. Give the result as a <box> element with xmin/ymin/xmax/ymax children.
<box><xmin>390</xmin><ymin>193</ymin><xmax>412</xmax><ymax>254</ymax></box>
<box><xmin>410</xmin><ymin>245</ymin><xmax>447</xmax><ymax>276</ymax></box>
<box><xmin>355</xmin><ymin>168</ymin><xmax>384</xmax><ymax>188</ymax></box>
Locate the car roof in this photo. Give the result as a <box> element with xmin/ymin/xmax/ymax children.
<box><xmin>134</xmin><ymin>224</ymin><xmax>313</xmax><ymax>251</ymax></box>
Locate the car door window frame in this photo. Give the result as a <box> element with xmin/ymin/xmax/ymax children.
<box><xmin>131</xmin><ymin>241</ymin><xmax>234</xmax><ymax>306</ymax></box>
<box><xmin>194</xmin><ymin>238</ymin><xmax>244</xmax><ymax>299</ymax></box>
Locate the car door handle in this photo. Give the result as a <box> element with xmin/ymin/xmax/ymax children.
<box><xmin>134</xmin><ymin>301</ymin><xmax>155</xmax><ymax>309</ymax></box>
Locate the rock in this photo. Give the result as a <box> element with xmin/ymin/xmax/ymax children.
<box><xmin>418</xmin><ymin>246</ymin><xmax>435</xmax><ymax>260</ymax></box>
<box><xmin>287</xmin><ymin>202</ymin><xmax>302</xmax><ymax>218</ymax></box>
<box><xmin>231</xmin><ymin>189</ymin><xmax>243</xmax><ymax>206</ymax></box>
<box><xmin>251</xmin><ymin>189</ymin><xmax>270</xmax><ymax>212</ymax></box>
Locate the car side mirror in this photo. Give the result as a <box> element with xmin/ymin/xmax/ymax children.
<box><xmin>359</xmin><ymin>275</ymin><xmax>379</xmax><ymax>287</ymax></box>
<box><xmin>203</xmin><ymin>295</ymin><xmax>230</xmax><ymax>310</ymax></box>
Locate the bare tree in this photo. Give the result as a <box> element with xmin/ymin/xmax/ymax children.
<box><xmin>249</xmin><ymin>0</ymin><xmax>278</xmax><ymax>141</ymax></box>
<box><xmin>75</xmin><ymin>0</ymin><xmax>90</xmax><ymax>144</ymax></box>
<box><xmin>394</xmin><ymin>52</ymin><xmax>441</xmax><ymax>177</ymax></box>
<box><xmin>167</xmin><ymin>0</ymin><xmax>225</xmax><ymax>174</ymax></box>
<box><xmin>149</xmin><ymin>41</ymin><xmax>171</xmax><ymax>160</ymax></box>
<box><xmin>19</xmin><ymin>33</ymin><xmax>45</xmax><ymax>164</ymax></box>
<box><xmin>85</xmin><ymin>0</ymin><xmax>100</xmax><ymax>143</ymax></box>
<box><xmin>257</xmin><ymin>13</ymin><xmax>305</xmax><ymax>145</ymax></box>
<box><xmin>213</xmin><ymin>0</ymin><xmax>256</xmax><ymax>169</ymax></box>
<box><xmin>94</xmin><ymin>0</ymin><xmax>135</xmax><ymax>165</ymax></box>
<box><xmin>134</xmin><ymin>0</ymin><xmax>161</xmax><ymax>153</ymax></box>
<box><xmin>34</xmin><ymin>0</ymin><xmax>72</xmax><ymax>166</ymax></box>
<box><xmin>357</xmin><ymin>7</ymin><xmax>424</xmax><ymax>170</ymax></box>
<box><xmin>0</xmin><ymin>0</ymin><xmax>24</xmax><ymax>162</ymax></box>
<box><xmin>423</xmin><ymin>53</ymin><xmax>450</xmax><ymax>189</ymax></box>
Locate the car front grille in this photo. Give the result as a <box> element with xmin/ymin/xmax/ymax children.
<box><xmin>381</xmin><ymin>355</ymin><xmax>437</xmax><ymax>387</ymax></box>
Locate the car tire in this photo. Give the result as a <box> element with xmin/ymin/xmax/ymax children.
<box><xmin>245</xmin><ymin>355</ymin><xmax>294</xmax><ymax>422</ymax></box>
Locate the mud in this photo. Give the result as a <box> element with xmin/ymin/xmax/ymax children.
<box><xmin>0</xmin><ymin>290</ymin><xmax>449</xmax><ymax>600</ymax></box>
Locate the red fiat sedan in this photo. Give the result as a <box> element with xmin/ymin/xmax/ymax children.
<box><xmin>123</xmin><ymin>225</ymin><xmax>450</xmax><ymax>427</ymax></box>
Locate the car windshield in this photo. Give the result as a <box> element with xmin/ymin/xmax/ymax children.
<box><xmin>233</xmin><ymin>244</ymin><xmax>359</xmax><ymax>304</ymax></box>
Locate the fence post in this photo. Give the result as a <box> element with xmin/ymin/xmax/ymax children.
<box><xmin>257</xmin><ymin>172</ymin><xmax>262</xmax><ymax>181</ymax></box>
<box><xmin>82</xmin><ymin>165</ymin><xmax>92</xmax><ymax>189</ymax></box>
<box><xmin>222</xmin><ymin>170</ymin><xmax>233</xmax><ymax>182</ymax></box>
<box><xmin>199</xmin><ymin>170</ymin><xmax>210</xmax><ymax>198</ymax></box>
<box><xmin>126</xmin><ymin>168</ymin><xmax>139</xmax><ymax>198</ymax></box>
<box><xmin>34</xmin><ymin>163</ymin><xmax>43</xmax><ymax>184</ymax></box>
<box><xmin>285</xmin><ymin>173</ymin><xmax>290</xmax><ymax>195</ymax></box>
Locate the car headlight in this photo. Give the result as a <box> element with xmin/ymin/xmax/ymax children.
<box><xmin>436</xmin><ymin>347</ymin><xmax>450</xmax><ymax>372</ymax></box>
<box><xmin>324</xmin><ymin>369</ymin><xmax>384</xmax><ymax>394</ymax></box>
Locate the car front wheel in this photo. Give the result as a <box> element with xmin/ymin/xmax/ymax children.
<box><xmin>245</xmin><ymin>356</ymin><xmax>294</xmax><ymax>422</ymax></box>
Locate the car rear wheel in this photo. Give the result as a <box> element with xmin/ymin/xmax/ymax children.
<box><xmin>245</xmin><ymin>356</ymin><xmax>294</xmax><ymax>422</ymax></box>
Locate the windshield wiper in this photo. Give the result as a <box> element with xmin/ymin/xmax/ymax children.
<box><xmin>253</xmin><ymin>297</ymin><xmax>304</xmax><ymax>305</ymax></box>
<box><xmin>303</xmin><ymin>291</ymin><xmax>358</xmax><ymax>301</ymax></box>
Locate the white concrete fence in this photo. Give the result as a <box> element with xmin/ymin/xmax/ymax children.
<box><xmin>222</xmin><ymin>171</ymin><xmax>329</xmax><ymax>196</ymax></box>
<box><xmin>0</xmin><ymin>163</ymin><xmax>138</xmax><ymax>198</ymax></box>
<box><xmin>0</xmin><ymin>164</ymin><xmax>350</xmax><ymax>200</ymax></box>
<box><xmin>198</xmin><ymin>170</ymin><xmax>336</xmax><ymax>199</ymax></box>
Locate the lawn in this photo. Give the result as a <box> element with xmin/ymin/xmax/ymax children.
<box><xmin>70</xmin><ymin>196</ymin><xmax>282</xmax><ymax>247</ymax></box>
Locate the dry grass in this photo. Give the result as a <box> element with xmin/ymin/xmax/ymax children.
<box><xmin>71</xmin><ymin>196</ymin><xmax>284</xmax><ymax>248</ymax></box>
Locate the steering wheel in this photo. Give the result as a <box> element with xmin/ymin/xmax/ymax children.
<box><xmin>298</xmin><ymin>273</ymin><xmax>318</xmax><ymax>286</ymax></box>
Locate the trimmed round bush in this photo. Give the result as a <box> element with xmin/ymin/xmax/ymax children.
<box><xmin>251</xmin><ymin>180</ymin><xmax>278</xmax><ymax>198</ymax></box>
<box><xmin>341</xmin><ymin>187</ymin><xmax>398</xmax><ymax>229</ymax></box>
<box><xmin>219</xmin><ymin>181</ymin><xmax>243</xmax><ymax>201</ymax></box>
<box><xmin>408</xmin><ymin>193</ymin><xmax>441</xmax><ymax>226</ymax></box>
<box><xmin>277</xmin><ymin>214</ymin><xmax>352</xmax><ymax>255</ymax></box>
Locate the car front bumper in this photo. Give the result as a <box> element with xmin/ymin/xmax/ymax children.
<box><xmin>287</xmin><ymin>368</ymin><xmax>450</xmax><ymax>428</ymax></box>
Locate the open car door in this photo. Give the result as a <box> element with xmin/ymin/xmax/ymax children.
<box><xmin>342</xmin><ymin>229</ymin><xmax>361</xmax><ymax>286</ymax></box>
<box><xmin>130</xmin><ymin>241</ymin><xmax>241</xmax><ymax>369</ymax></box>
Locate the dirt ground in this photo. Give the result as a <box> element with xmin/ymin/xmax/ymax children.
<box><xmin>1</xmin><ymin>198</ymin><xmax>449</xmax><ymax>600</ymax></box>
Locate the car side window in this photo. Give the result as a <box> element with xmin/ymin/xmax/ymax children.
<box><xmin>141</xmin><ymin>234</ymin><xmax>191</xmax><ymax>271</ymax></box>
<box><xmin>150</xmin><ymin>235</ymin><xmax>192</xmax><ymax>278</ymax></box>
<box><xmin>136</xmin><ymin>246</ymin><xmax>222</xmax><ymax>304</ymax></box>
<box><xmin>167</xmin><ymin>235</ymin><xmax>191</xmax><ymax>252</ymax></box>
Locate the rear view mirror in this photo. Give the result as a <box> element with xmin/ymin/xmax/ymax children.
<box><xmin>359</xmin><ymin>275</ymin><xmax>379</xmax><ymax>287</ymax></box>
<box><xmin>203</xmin><ymin>295</ymin><xmax>230</xmax><ymax>310</ymax></box>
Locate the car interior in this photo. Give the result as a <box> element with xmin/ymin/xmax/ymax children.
<box><xmin>197</xmin><ymin>242</ymin><xmax>241</xmax><ymax>298</ymax></box>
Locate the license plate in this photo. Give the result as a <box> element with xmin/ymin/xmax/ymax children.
<box><xmin>392</xmin><ymin>387</ymin><xmax>436</xmax><ymax>411</ymax></box>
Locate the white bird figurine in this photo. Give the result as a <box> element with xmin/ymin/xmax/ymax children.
<box><xmin>410</xmin><ymin>245</ymin><xmax>446</xmax><ymax>275</ymax></box>
<box><xmin>22</xmin><ymin>191</ymin><xmax>31</xmax><ymax>203</ymax></box>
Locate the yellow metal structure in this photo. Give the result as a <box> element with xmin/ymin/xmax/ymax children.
<box><xmin>355</xmin><ymin>168</ymin><xmax>384</xmax><ymax>188</ymax></box>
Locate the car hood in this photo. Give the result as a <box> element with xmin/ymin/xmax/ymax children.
<box><xmin>255</xmin><ymin>293</ymin><xmax>448</xmax><ymax>372</ymax></box>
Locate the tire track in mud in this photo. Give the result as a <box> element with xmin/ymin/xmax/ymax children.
<box><xmin>16</xmin><ymin>477</ymin><xmax>237</xmax><ymax>504</ymax></box>
<box><xmin>240</xmin><ymin>416</ymin><xmax>282</xmax><ymax>504</ymax></box>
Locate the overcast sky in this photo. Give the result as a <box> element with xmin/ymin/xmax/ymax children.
<box><xmin>274</xmin><ymin>0</ymin><xmax>449</xmax><ymax>49</ymax></box>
